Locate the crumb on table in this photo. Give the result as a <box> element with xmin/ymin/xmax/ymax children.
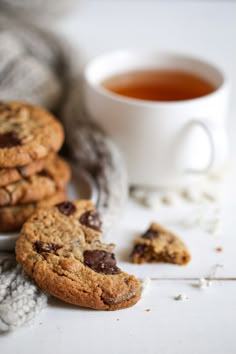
<box><xmin>216</xmin><ymin>247</ymin><xmax>223</xmax><ymax>252</ymax></box>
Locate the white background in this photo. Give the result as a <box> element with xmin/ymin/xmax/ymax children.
<box><xmin>2</xmin><ymin>1</ymin><xmax>236</xmax><ymax>353</ymax></box>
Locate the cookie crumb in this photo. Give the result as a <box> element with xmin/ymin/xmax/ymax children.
<box><xmin>145</xmin><ymin>309</ymin><xmax>151</xmax><ymax>312</ymax></box>
<box><xmin>216</xmin><ymin>247</ymin><xmax>223</xmax><ymax>252</ymax></box>
<box><xmin>174</xmin><ymin>294</ymin><xmax>188</xmax><ymax>301</ymax></box>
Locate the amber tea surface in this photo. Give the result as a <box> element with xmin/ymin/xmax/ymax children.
<box><xmin>101</xmin><ymin>69</ymin><xmax>216</xmax><ymax>102</ymax></box>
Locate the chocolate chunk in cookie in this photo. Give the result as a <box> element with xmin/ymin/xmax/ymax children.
<box><xmin>0</xmin><ymin>132</ymin><xmax>21</xmax><ymax>148</ymax></box>
<box><xmin>131</xmin><ymin>244</ymin><xmax>148</xmax><ymax>256</ymax></box>
<box><xmin>79</xmin><ymin>210</ymin><xmax>102</xmax><ymax>231</ymax></box>
<box><xmin>35</xmin><ymin>241</ymin><xmax>62</xmax><ymax>254</ymax></box>
<box><xmin>57</xmin><ymin>201</ymin><xmax>76</xmax><ymax>216</ymax></box>
<box><xmin>131</xmin><ymin>223</ymin><xmax>191</xmax><ymax>265</ymax></box>
<box><xmin>16</xmin><ymin>200</ymin><xmax>141</xmax><ymax>310</ymax></box>
<box><xmin>84</xmin><ymin>250</ymin><xmax>120</xmax><ymax>275</ymax></box>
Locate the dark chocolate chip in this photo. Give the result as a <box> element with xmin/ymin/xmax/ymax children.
<box><xmin>0</xmin><ymin>132</ymin><xmax>21</xmax><ymax>148</ymax></box>
<box><xmin>34</xmin><ymin>241</ymin><xmax>61</xmax><ymax>254</ymax></box>
<box><xmin>131</xmin><ymin>244</ymin><xmax>147</xmax><ymax>256</ymax></box>
<box><xmin>38</xmin><ymin>169</ymin><xmax>53</xmax><ymax>179</ymax></box>
<box><xmin>142</xmin><ymin>228</ymin><xmax>159</xmax><ymax>240</ymax></box>
<box><xmin>57</xmin><ymin>201</ymin><xmax>76</xmax><ymax>216</ymax></box>
<box><xmin>79</xmin><ymin>210</ymin><xmax>102</xmax><ymax>231</ymax></box>
<box><xmin>83</xmin><ymin>250</ymin><xmax>121</xmax><ymax>275</ymax></box>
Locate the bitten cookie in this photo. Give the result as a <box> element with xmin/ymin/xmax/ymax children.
<box><xmin>16</xmin><ymin>200</ymin><xmax>141</xmax><ymax>310</ymax></box>
<box><xmin>0</xmin><ymin>156</ymin><xmax>70</xmax><ymax>206</ymax></box>
<box><xmin>0</xmin><ymin>190</ymin><xmax>67</xmax><ymax>232</ymax></box>
<box><xmin>0</xmin><ymin>101</ymin><xmax>64</xmax><ymax>167</ymax></box>
<box><xmin>0</xmin><ymin>153</ymin><xmax>55</xmax><ymax>187</ymax></box>
<box><xmin>131</xmin><ymin>223</ymin><xmax>191</xmax><ymax>265</ymax></box>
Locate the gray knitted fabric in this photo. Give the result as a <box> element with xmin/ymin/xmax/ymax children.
<box><xmin>0</xmin><ymin>5</ymin><xmax>127</xmax><ymax>332</ymax></box>
<box><xmin>0</xmin><ymin>255</ymin><xmax>47</xmax><ymax>331</ymax></box>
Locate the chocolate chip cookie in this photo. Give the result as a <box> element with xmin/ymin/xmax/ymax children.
<box><xmin>0</xmin><ymin>101</ymin><xmax>64</xmax><ymax>167</ymax></box>
<box><xmin>0</xmin><ymin>156</ymin><xmax>70</xmax><ymax>206</ymax></box>
<box><xmin>0</xmin><ymin>190</ymin><xmax>67</xmax><ymax>232</ymax></box>
<box><xmin>16</xmin><ymin>200</ymin><xmax>141</xmax><ymax>310</ymax></box>
<box><xmin>131</xmin><ymin>223</ymin><xmax>191</xmax><ymax>265</ymax></box>
<box><xmin>0</xmin><ymin>153</ymin><xmax>55</xmax><ymax>187</ymax></box>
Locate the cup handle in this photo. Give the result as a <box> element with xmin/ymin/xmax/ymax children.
<box><xmin>184</xmin><ymin>120</ymin><xmax>215</xmax><ymax>174</ymax></box>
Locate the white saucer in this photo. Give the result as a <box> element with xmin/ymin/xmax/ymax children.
<box><xmin>0</xmin><ymin>167</ymin><xmax>98</xmax><ymax>252</ymax></box>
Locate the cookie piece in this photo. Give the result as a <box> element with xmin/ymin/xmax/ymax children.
<box><xmin>0</xmin><ymin>101</ymin><xmax>64</xmax><ymax>167</ymax></box>
<box><xmin>0</xmin><ymin>153</ymin><xmax>56</xmax><ymax>187</ymax></box>
<box><xmin>0</xmin><ymin>156</ymin><xmax>70</xmax><ymax>206</ymax></box>
<box><xmin>16</xmin><ymin>200</ymin><xmax>141</xmax><ymax>310</ymax></box>
<box><xmin>131</xmin><ymin>223</ymin><xmax>191</xmax><ymax>265</ymax></box>
<box><xmin>0</xmin><ymin>190</ymin><xmax>67</xmax><ymax>232</ymax></box>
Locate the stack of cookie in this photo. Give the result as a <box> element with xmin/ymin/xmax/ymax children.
<box><xmin>0</xmin><ymin>101</ymin><xmax>70</xmax><ymax>232</ymax></box>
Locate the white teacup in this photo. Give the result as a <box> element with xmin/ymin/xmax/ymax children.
<box><xmin>84</xmin><ymin>51</ymin><xmax>229</xmax><ymax>187</ymax></box>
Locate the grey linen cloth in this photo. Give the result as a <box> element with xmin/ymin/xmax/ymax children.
<box><xmin>0</xmin><ymin>5</ymin><xmax>127</xmax><ymax>331</ymax></box>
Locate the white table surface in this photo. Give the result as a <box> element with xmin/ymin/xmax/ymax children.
<box><xmin>2</xmin><ymin>1</ymin><xmax>236</xmax><ymax>353</ymax></box>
